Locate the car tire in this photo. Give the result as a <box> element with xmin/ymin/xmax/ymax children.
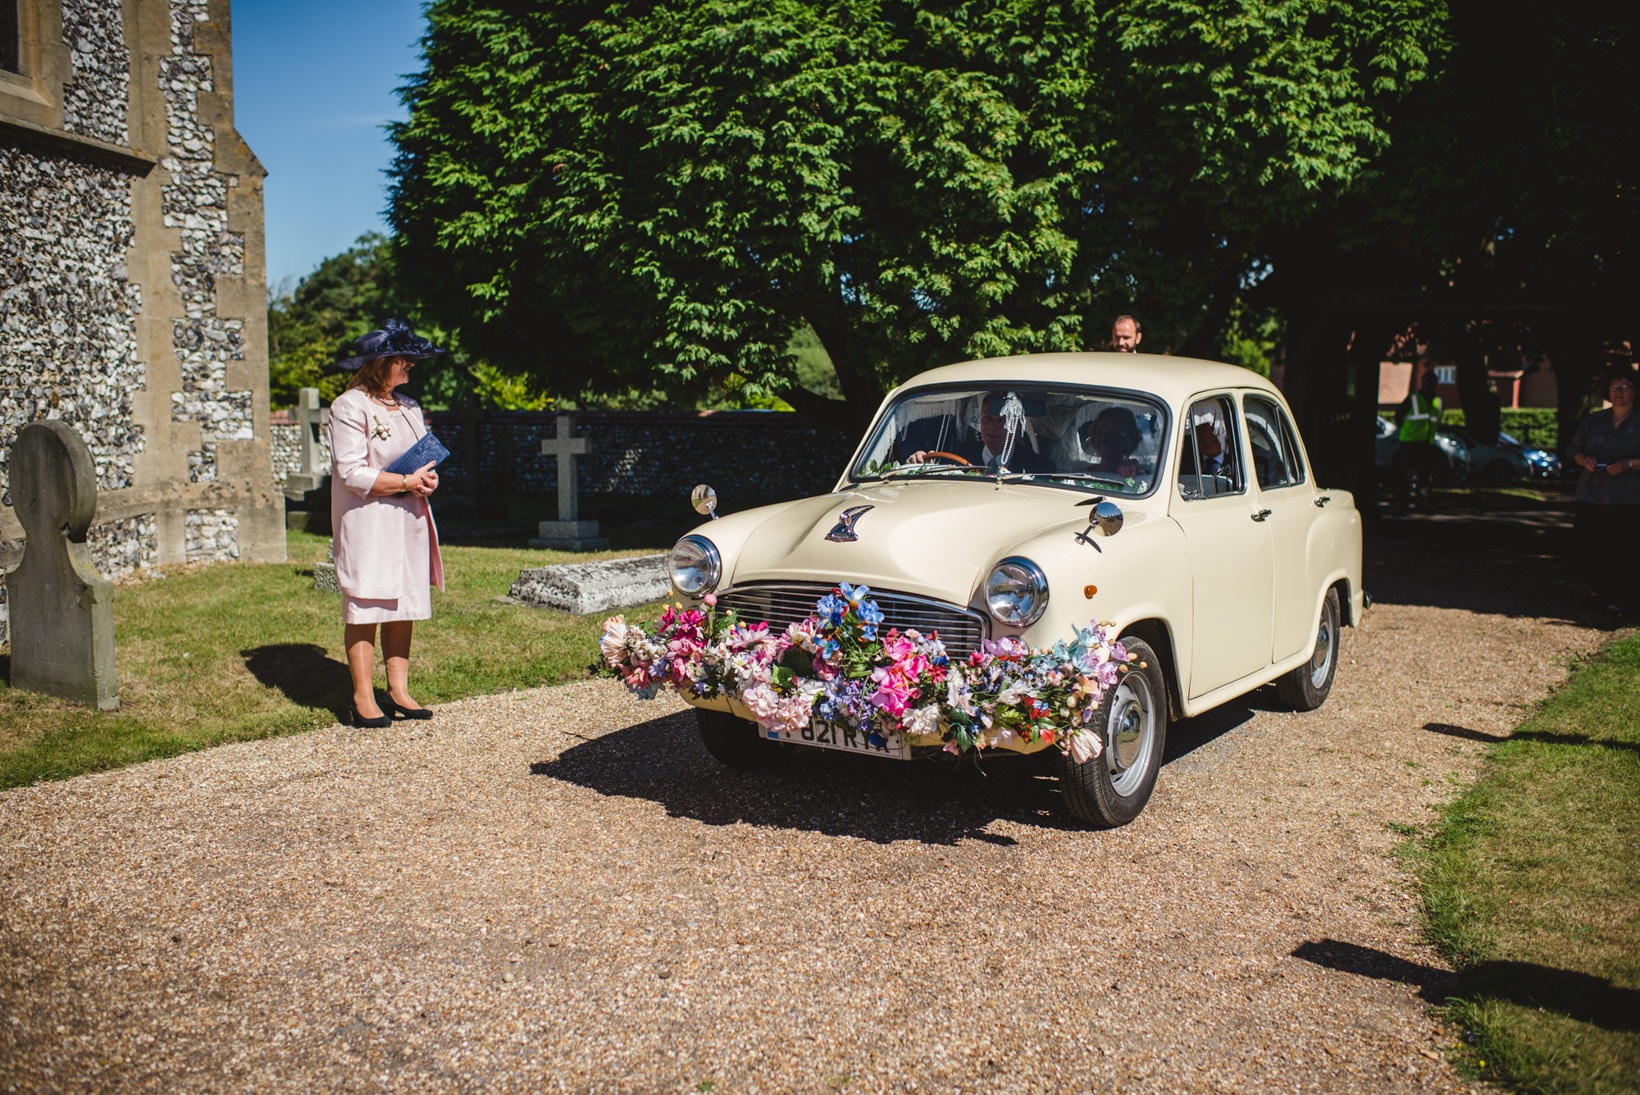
<box><xmin>1277</xmin><ymin>586</ymin><xmax>1341</xmax><ymax>711</ymax></box>
<box><xmin>696</xmin><ymin>708</ymin><xmax>783</xmax><ymax>769</ymax></box>
<box><xmin>1058</xmin><ymin>637</ymin><xmax>1167</xmax><ymax>828</ymax></box>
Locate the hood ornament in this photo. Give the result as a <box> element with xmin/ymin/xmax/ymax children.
<box><xmin>825</xmin><ymin>504</ymin><xmax>874</xmax><ymax>542</ymax></box>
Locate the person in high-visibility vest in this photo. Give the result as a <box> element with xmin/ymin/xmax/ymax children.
<box><xmin>1394</xmin><ymin>368</ymin><xmax>1443</xmax><ymax>512</ymax></box>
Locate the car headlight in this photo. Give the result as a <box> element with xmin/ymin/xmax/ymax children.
<box><xmin>669</xmin><ymin>535</ymin><xmax>721</xmax><ymax>597</ymax></box>
<box><xmin>985</xmin><ymin>556</ymin><xmax>1048</xmax><ymax>628</ymax></box>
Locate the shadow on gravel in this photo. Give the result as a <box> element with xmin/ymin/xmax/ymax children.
<box><xmin>1426</xmin><ymin>720</ymin><xmax>1640</xmax><ymax>756</ymax></box>
<box><xmin>1293</xmin><ymin>939</ymin><xmax>1640</xmax><ymax>1032</ymax></box>
<box><xmin>534</xmin><ymin>696</ymin><xmax>1257</xmax><ymax>843</ymax></box>
<box><xmin>242</xmin><ymin>643</ymin><xmax>352</xmax><ymax>718</ymax></box>
<box><xmin>1364</xmin><ymin>492</ymin><xmax>1628</xmax><ymax>628</ymax></box>
<box><xmin>534</xmin><ymin>709</ymin><xmax>1130</xmax><ymax>844</ymax></box>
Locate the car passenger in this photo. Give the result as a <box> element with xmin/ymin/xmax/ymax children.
<box><xmin>1079</xmin><ymin>406</ymin><xmax>1144</xmax><ymax>479</ymax></box>
<box><xmin>906</xmin><ymin>392</ymin><xmax>1051</xmax><ymax>472</ymax></box>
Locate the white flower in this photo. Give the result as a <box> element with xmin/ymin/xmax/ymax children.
<box><xmin>1068</xmin><ymin>729</ymin><xmax>1104</xmax><ymax>765</ymax></box>
<box><xmin>599</xmin><ymin>616</ymin><xmax>631</xmax><ymax>665</ymax></box>
<box><xmin>902</xmin><ymin>704</ymin><xmax>942</xmax><ymax>738</ymax></box>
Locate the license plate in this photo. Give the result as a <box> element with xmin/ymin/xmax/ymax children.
<box><xmin>761</xmin><ymin>721</ymin><xmax>909</xmax><ymax>759</ymax></box>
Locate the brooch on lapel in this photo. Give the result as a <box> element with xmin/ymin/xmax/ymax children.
<box><xmin>370</xmin><ymin>414</ymin><xmax>392</xmax><ymax>440</ymax></box>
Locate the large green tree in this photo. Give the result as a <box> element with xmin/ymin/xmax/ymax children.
<box><xmin>267</xmin><ymin>233</ymin><xmax>550</xmax><ymax>411</ymax></box>
<box><xmin>391</xmin><ymin>0</ymin><xmax>1443</xmax><ymax>424</ymax></box>
<box><xmin>1252</xmin><ymin>0</ymin><xmax>1636</xmax><ymax>447</ymax></box>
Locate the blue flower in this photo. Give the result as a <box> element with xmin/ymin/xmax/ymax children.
<box><xmin>816</xmin><ymin>592</ymin><xmax>848</xmax><ymax>626</ymax></box>
<box><xmin>858</xmin><ymin>599</ymin><xmax>884</xmax><ymax>628</ymax></box>
<box><xmin>840</xmin><ymin>581</ymin><xmax>872</xmax><ymax>607</ymax></box>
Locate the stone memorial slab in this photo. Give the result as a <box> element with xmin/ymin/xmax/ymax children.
<box><xmin>313</xmin><ymin>539</ymin><xmax>338</xmax><ymax>593</ymax></box>
<box><xmin>508</xmin><ymin>554</ymin><xmax>668</xmax><ymax>615</ymax></box>
<box><xmin>530</xmin><ymin>413</ymin><xmax>609</xmax><ymax>550</ymax></box>
<box><xmin>8</xmin><ymin>421</ymin><xmax>119</xmax><ymax>709</ymax></box>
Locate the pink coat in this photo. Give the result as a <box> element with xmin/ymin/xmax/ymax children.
<box><xmin>328</xmin><ymin>388</ymin><xmax>445</xmax><ymax>600</ymax></box>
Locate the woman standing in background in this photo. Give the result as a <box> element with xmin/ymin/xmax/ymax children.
<box><xmin>1568</xmin><ymin>369</ymin><xmax>1640</xmax><ymax>617</ymax></box>
<box><xmin>328</xmin><ymin>320</ymin><xmax>445</xmax><ymax>726</ymax></box>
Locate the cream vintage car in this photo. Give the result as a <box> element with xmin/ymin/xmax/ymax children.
<box><xmin>667</xmin><ymin>352</ymin><xmax>1364</xmax><ymax>827</ymax></box>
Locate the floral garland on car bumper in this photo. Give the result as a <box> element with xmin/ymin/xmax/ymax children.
<box><xmin>599</xmin><ymin>583</ymin><xmax>1133</xmax><ymax>762</ymax></box>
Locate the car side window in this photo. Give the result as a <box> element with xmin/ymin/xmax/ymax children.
<box><xmin>1177</xmin><ymin>396</ymin><xmax>1244</xmax><ymax>499</ymax></box>
<box><xmin>1244</xmin><ymin>396</ymin><xmax>1305</xmax><ymax>490</ymax></box>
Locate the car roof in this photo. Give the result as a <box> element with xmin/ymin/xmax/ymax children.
<box><xmin>888</xmin><ymin>352</ymin><xmax>1286</xmax><ymax>408</ymax></box>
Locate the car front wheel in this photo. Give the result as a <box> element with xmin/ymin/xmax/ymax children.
<box><xmin>1058</xmin><ymin>637</ymin><xmax>1168</xmax><ymax>828</ymax></box>
<box><xmin>1277</xmin><ymin>586</ymin><xmax>1341</xmax><ymax>711</ymax></box>
<box><xmin>696</xmin><ymin>708</ymin><xmax>784</xmax><ymax>769</ymax></box>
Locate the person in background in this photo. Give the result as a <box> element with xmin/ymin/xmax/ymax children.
<box><xmin>1394</xmin><ymin>366</ymin><xmax>1442</xmax><ymax>513</ymax></box>
<box><xmin>1567</xmin><ymin>369</ymin><xmax>1640</xmax><ymax>616</ymax></box>
<box><xmin>1109</xmin><ymin>315</ymin><xmax>1143</xmax><ymax>353</ymax></box>
<box><xmin>328</xmin><ymin>320</ymin><xmax>446</xmax><ymax>726</ymax></box>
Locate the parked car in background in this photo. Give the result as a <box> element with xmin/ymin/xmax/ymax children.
<box><xmin>1446</xmin><ymin>426</ymin><xmax>1533</xmax><ymax>484</ymax></box>
<box><xmin>653</xmin><ymin>354</ymin><xmax>1364</xmax><ymax>829</ymax></box>
<box><xmin>1375</xmin><ymin>416</ymin><xmax>1471</xmax><ymax>485</ymax></box>
<box><xmin>1499</xmin><ymin>430</ymin><xmax>1562</xmax><ymax>479</ymax></box>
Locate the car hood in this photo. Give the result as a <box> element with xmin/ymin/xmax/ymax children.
<box><xmin>699</xmin><ymin>480</ymin><xmax>1097</xmax><ymax>603</ymax></box>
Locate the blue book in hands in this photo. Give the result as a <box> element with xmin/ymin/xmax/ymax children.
<box><xmin>383</xmin><ymin>431</ymin><xmax>451</xmax><ymax>475</ymax></box>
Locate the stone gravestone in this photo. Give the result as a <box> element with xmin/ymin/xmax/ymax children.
<box><xmin>8</xmin><ymin>421</ymin><xmax>119</xmax><ymax>710</ymax></box>
<box><xmin>529</xmin><ymin>413</ymin><xmax>609</xmax><ymax>550</ymax></box>
<box><xmin>283</xmin><ymin>387</ymin><xmax>331</xmax><ymax>498</ymax></box>
<box><xmin>284</xmin><ymin>387</ymin><xmax>332</xmax><ymax>535</ymax></box>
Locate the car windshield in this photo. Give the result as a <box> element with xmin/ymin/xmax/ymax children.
<box><xmin>848</xmin><ymin>385</ymin><xmax>1168</xmax><ymax>497</ymax></box>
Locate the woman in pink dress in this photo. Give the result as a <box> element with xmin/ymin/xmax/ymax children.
<box><xmin>328</xmin><ymin>320</ymin><xmax>447</xmax><ymax>727</ymax></box>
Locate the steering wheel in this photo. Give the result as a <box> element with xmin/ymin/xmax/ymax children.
<box><xmin>922</xmin><ymin>450</ymin><xmax>972</xmax><ymax>466</ymax></box>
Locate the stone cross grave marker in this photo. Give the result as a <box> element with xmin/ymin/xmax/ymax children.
<box><xmin>283</xmin><ymin>387</ymin><xmax>331</xmax><ymax>500</ymax></box>
<box><xmin>530</xmin><ymin>413</ymin><xmax>609</xmax><ymax>550</ymax></box>
<box><xmin>9</xmin><ymin>420</ymin><xmax>119</xmax><ymax>709</ymax></box>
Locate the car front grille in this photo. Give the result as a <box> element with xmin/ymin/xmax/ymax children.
<box><xmin>714</xmin><ymin>582</ymin><xmax>988</xmax><ymax>660</ymax></box>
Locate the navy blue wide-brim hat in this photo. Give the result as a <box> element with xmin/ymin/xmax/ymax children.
<box><xmin>336</xmin><ymin>318</ymin><xmax>445</xmax><ymax>371</ymax></box>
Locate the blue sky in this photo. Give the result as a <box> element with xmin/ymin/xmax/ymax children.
<box><xmin>231</xmin><ymin>0</ymin><xmax>429</xmax><ymax>290</ymax></box>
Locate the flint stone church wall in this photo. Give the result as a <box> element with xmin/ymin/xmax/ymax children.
<box><xmin>1</xmin><ymin>0</ymin><xmax>282</xmax><ymax>636</ymax></box>
<box><xmin>271</xmin><ymin>409</ymin><xmax>859</xmax><ymax>506</ymax></box>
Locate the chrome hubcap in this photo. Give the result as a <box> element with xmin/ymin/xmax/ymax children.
<box><xmin>1105</xmin><ymin>673</ymin><xmax>1156</xmax><ymax>796</ymax></box>
<box><xmin>1309</xmin><ymin>607</ymin><xmax>1336</xmax><ymax>687</ymax></box>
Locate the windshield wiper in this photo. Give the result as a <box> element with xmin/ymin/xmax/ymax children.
<box><xmin>881</xmin><ymin>463</ymin><xmax>994</xmax><ymax>481</ymax></box>
<box><xmin>1004</xmin><ymin>470</ymin><xmax>1135</xmax><ymax>490</ymax></box>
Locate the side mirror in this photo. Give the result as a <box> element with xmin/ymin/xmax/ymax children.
<box><xmin>690</xmin><ymin>483</ymin><xmax>719</xmax><ymax>520</ymax></box>
<box><xmin>1091</xmin><ymin>499</ymin><xmax>1124</xmax><ymax>537</ymax></box>
<box><xmin>1074</xmin><ymin>498</ymin><xmax>1123</xmax><ymax>549</ymax></box>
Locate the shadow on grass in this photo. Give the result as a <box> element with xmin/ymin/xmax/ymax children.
<box><xmin>530</xmin><ymin>705</ymin><xmax>1234</xmax><ymax>845</ymax></box>
<box><xmin>241</xmin><ymin>643</ymin><xmax>352</xmax><ymax>717</ymax></box>
<box><xmin>1292</xmin><ymin>939</ymin><xmax>1640</xmax><ymax>1032</ymax></box>
<box><xmin>1425</xmin><ymin>721</ymin><xmax>1640</xmax><ymax>756</ymax></box>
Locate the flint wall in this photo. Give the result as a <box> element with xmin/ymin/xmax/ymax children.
<box><xmin>272</xmin><ymin>409</ymin><xmax>860</xmax><ymax>506</ymax></box>
<box><xmin>1</xmin><ymin>0</ymin><xmax>281</xmax><ymax>604</ymax></box>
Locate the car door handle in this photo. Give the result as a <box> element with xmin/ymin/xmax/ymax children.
<box><xmin>1314</xmin><ymin>494</ymin><xmax>1332</xmax><ymax>507</ymax></box>
<box><xmin>1251</xmin><ymin>508</ymin><xmax>1272</xmax><ymax>522</ymax></box>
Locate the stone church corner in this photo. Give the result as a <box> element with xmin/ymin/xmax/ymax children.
<box><xmin>1</xmin><ymin>0</ymin><xmax>284</xmax><ymax>591</ymax></box>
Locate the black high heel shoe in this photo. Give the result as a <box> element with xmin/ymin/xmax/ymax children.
<box><xmin>350</xmin><ymin>703</ymin><xmax>392</xmax><ymax>728</ymax></box>
<box><xmin>385</xmin><ymin>697</ymin><xmax>433</xmax><ymax>721</ymax></box>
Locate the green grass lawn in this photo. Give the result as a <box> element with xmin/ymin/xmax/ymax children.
<box><xmin>1407</xmin><ymin>632</ymin><xmax>1640</xmax><ymax>1095</ymax></box>
<box><xmin>0</xmin><ymin>530</ymin><xmax>667</xmax><ymax>789</ymax></box>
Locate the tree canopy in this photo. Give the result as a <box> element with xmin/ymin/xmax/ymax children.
<box><xmin>390</xmin><ymin>0</ymin><xmax>1444</xmax><ymax>423</ymax></box>
<box><xmin>266</xmin><ymin>233</ymin><xmax>550</xmax><ymax>411</ymax></box>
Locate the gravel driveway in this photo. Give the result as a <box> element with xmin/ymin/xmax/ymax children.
<box><xmin>0</xmin><ymin>499</ymin><xmax>1621</xmax><ymax>1093</ymax></box>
